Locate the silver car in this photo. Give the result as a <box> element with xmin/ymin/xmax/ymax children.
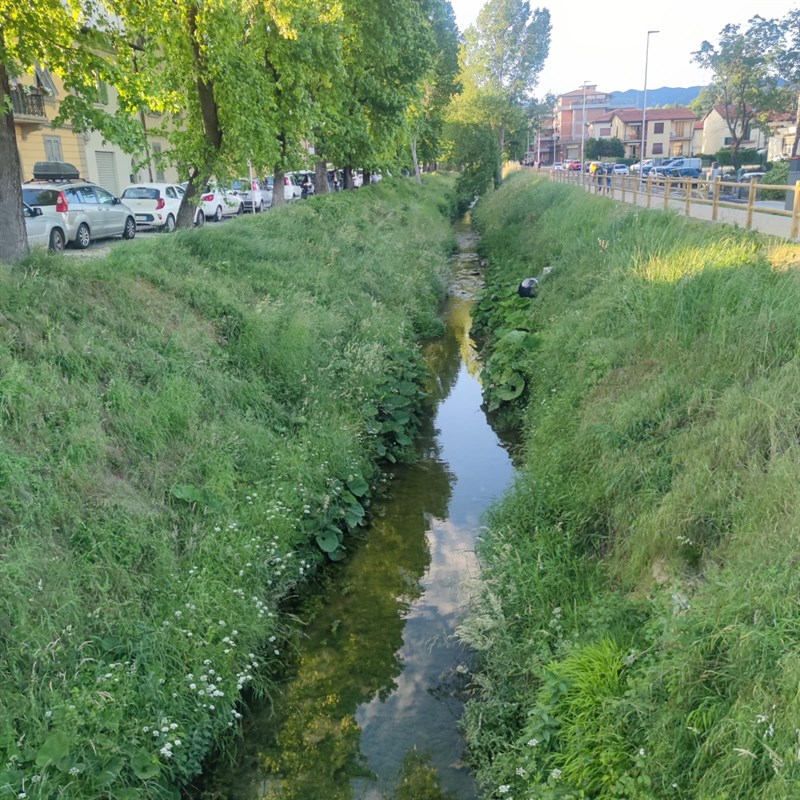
<box><xmin>22</xmin><ymin>179</ymin><xmax>137</xmax><ymax>248</ymax></box>
<box><xmin>23</xmin><ymin>202</ymin><xmax>66</xmax><ymax>251</ymax></box>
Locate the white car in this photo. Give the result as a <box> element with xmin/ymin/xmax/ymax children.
<box><xmin>267</xmin><ymin>174</ymin><xmax>302</xmax><ymax>202</ymax></box>
<box><xmin>121</xmin><ymin>183</ymin><xmax>203</xmax><ymax>231</ymax></box>
<box><xmin>181</xmin><ymin>182</ymin><xmax>243</xmax><ymax>221</ymax></box>
<box><xmin>230</xmin><ymin>178</ymin><xmax>273</xmax><ymax>212</ymax></box>
<box><xmin>612</xmin><ymin>164</ymin><xmax>630</xmax><ymax>175</ymax></box>
<box><xmin>23</xmin><ymin>202</ymin><xmax>66</xmax><ymax>251</ymax></box>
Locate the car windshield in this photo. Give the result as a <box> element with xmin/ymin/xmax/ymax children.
<box><xmin>231</xmin><ymin>180</ymin><xmax>249</xmax><ymax>191</ymax></box>
<box><xmin>122</xmin><ymin>187</ymin><xmax>160</xmax><ymax>199</ymax></box>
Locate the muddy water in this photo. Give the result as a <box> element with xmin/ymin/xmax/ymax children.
<box><xmin>201</xmin><ymin>225</ymin><xmax>515</xmax><ymax>799</ymax></box>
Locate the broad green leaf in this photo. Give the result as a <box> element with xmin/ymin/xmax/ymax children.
<box><xmin>131</xmin><ymin>750</ymin><xmax>161</xmax><ymax>780</ymax></box>
<box><xmin>315</xmin><ymin>529</ymin><xmax>342</xmax><ymax>554</ymax></box>
<box><xmin>36</xmin><ymin>731</ymin><xmax>70</xmax><ymax>767</ymax></box>
<box><xmin>346</xmin><ymin>475</ymin><xmax>369</xmax><ymax>496</ymax></box>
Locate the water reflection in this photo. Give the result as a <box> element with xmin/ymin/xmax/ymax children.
<box><xmin>199</xmin><ymin>230</ymin><xmax>515</xmax><ymax>800</ymax></box>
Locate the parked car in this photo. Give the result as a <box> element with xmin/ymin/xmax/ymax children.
<box><xmin>182</xmin><ymin>182</ymin><xmax>243</xmax><ymax>221</ymax></box>
<box><xmin>612</xmin><ymin>164</ymin><xmax>629</xmax><ymax>175</ymax></box>
<box><xmin>267</xmin><ymin>174</ymin><xmax>302</xmax><ymax>202</ymax></box>
<box><xmin>552</xmin><ymin>162</ymin><xmax>564</xmax><ymax>171</ymax></box>
<box><xmin>290</xmin><ymin>171</ymin><xmax>316</xmax><ymax>198</ymax></box>
<box><xmin>230</xmin><ymin>178</ymin><xmax>272</xmax><ymax>212</ymax></box>
<box><xmin>738</xmin><ymin>171</ymin><xmax>766</xmax><ymax>183</ymax></box>
<box><xmin>23</xmin><ymin>202</ymin><xmax>66</xmax><ymax>251</ymax></box>
<box><xmin>120</xmin><ymin>183</ymin><xmax>204</xmax><ymax>231</ymax></box>
<box><xmin>22</xmin><ymin>163</ymin><xmax>136</xmax><ymax>248</ymax></box>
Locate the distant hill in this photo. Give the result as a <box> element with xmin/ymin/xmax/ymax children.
<box><xmin>610</xmin><ymin>85</ymin><xmax>704</xmax><ymax>109</ymax></box>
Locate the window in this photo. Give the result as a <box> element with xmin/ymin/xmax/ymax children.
<box><xmin>94</xmin><ymin>187</ymin><xmax>115</xmax><ymax>205</ymax></box>
<box><xmin>35</xmin><ymin>67</ymin><xmax>58</xmax><ymax>96</ymax></box>
<box><xmin>43</xmin><ymin>136</ymin><xmax>63</xmax><ymax>162</ymax></box>
<box><xmin>724</xmin><ymin>137</ymin><xmax>733</xmax><ymax>145</ymax></box>
<box><xmin>96</xmin><ymin>74</ymin><xmax>109</xmax><ymax>105</ymax></box>
<box><xmin>165</xmin><ymin>186</ymin><xmax>177</xmax><ymax>199</ymax></box>
<box><xmin>654</xmin><ymin>122</ymin><xmax>664</xmax><ymax>134</ymax></box>
<box><xmin>652</xmin><ymin>143</ymin><xmax>664</xmax><ymax>155</ymax></box>
<box><xmin>66</xmin><ymin>187</ymin><xmax>97</xmax><ymax>205</ymax></box>
<box><xmin>674</xmin><ymin>122</ymin><xmax>686</xmax><ymax>137</ymax></box>
<box><xmin>152</xmin><ymin>142</ymin><xmax>165</xmax><ymax>182</ymax></box>
<box><xmin>600</xmin><ymin>127</ymin><xmax>611</xmax><ymax>137</ymax></box>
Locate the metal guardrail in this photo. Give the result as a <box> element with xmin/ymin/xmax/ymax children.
<box><xmin>547</xmin><ymin>168</ymin><xmax>800</xmax><ymax>240</ymax></box>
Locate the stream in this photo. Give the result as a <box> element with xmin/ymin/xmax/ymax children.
<box><xmin>199</xmin><ymin>223</ymin><xmax>516</xmax><ymax>800</ymax></box>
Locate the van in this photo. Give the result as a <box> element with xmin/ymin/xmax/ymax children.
<box><xmin>664</xmin><ymin>158</ymin><xmax>702</xmax><ymax>178</ymax></box>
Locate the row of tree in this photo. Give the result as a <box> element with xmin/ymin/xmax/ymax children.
<box><xmin>691</xmin><ymin>10</ymin><xmax>800</xmax><ymax>167</ymax></box>
<box><xmin>0</xmin><ymin>0</ymin><xmax>464</xmax><ymax>259</ymax></box>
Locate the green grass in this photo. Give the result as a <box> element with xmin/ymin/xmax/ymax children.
<box><xmin>459</xmin><ymin>171</ymin><xmax>800</xmax><ymax>799</ymax></box>
<box><xmin>0</xmin><ymin>176</ymin><xmax>456</xmax><ymax>799</ymax></box>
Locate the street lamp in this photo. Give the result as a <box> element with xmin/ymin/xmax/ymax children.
<box><xmin>580</xmin><ymin>81</ymin><xmax>591</xmax><ymax>181</ymax></box>
<box><xmin>639</xmin><ymin>30</ymin><xmax>659</xmax><ymax>170</ymax></box>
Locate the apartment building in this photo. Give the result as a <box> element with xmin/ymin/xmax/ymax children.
<box><xmin>12</xmin><ymin>68</ymin><xmax>177</xmax><ymax>193</ymax></box>
<box><xmin>588</xmin><ymin>107</ymin><xmax>697</xmax><ymax>160</ymax></box>
<box><xmin>699</xmin><ymin>105</ymin><xmax>767</xmax><ymax>157</ymax></box>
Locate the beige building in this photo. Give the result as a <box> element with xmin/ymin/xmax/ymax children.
<box><xmin>699</xmin><ymin>105</ymin><xmax>767</xmax><ymax>156</ymax></box>
<box><xmin>589</xmin><ymin>107</ymin><xmax>697</xmax><ymax>160</ymax></box>
<box><xmin>12</xmin><ymin>68</ymin><xmax>178</xmax><ymax>194</ymax></box>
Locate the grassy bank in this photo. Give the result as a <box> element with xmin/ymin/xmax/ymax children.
<box><xmin>0</xmin><ymin>177</ymin><xmax>455</xmax><ymax>799</ymax></box>
<box><xmin>459</xmin><ymin>171</ymin><xmax>800</xmax><ymax>799</ymax></box>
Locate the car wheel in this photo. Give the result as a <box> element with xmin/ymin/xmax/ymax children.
<box><xmin>163</xmin><ymin>214</ymin><xmax>176</xmax><ymax>233</ymax></box>
<box><xmin>74</xmin><ymin>222</ymin><xmax>91</xmax><ymax>249</ymax></box>
<box><xmin>214</xmin><ymin>205</ymin><xmax>223</xmax><ymax>222</ymax></box>
<box><xmin>237</xmin><ymin>202</ymin><xmax>244</xmax><ymax>215</ymax></box>
<box><xmin>123</xmin><ymin>216</ymin><xmax>136</xmax><ymax>239</ymax></box>
<box><xmin>194</xmin><ymin>210</ymin><xmax>205</xmax><ymax>228</ymax></box>
<box><xmin>48</xmin><ymin>227</ymin><xmax>66</xmax><ymax>252</ymax></box>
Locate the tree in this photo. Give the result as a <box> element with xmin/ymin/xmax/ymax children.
<box><xmin>458</xmin><ymin>0</ymin><xmax>550</xmax><ymax>186</ymax></box>
<box><xmin>0</xmin><ymin>1</ymin><xmax>143</xmax><ymax>261</ymax></box>
<box><xmin>407</xmin><ymin>0</ymin><xmax>461</xmax><ymax>181</ymax></box>
<box><xmin>585</xmin><ymin>137</ymin><xmax>624</xmax><ymax>160</ymax></box>
<box><xmin>693</xmin><ymin>19</ymin><xmax>780</xmax><ymax>168</ymax></box>
<box><xmin>761</xmin><ymin>9</ymin><xmax>800</xmax><ymax>158</ymax></box>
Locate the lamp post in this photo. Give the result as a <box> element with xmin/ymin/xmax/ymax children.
<box><xmin>580</xmin><ymin>81</ymin><xmax>590</xmax><ymax>182</ymax></box>
<box><xmin>639</xmin><ymin>30</ymin><xmax>659</xmax><ymax>170</ymax></box>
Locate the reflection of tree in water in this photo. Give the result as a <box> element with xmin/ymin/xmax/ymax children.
<box><xmin>423</xmin><ymin>297</ymin><xmax>477</xmax><ymax>404</ymax></box>
<box><xmin>202</xmin><ymin>377</ymin><xmax>457</xmax><ymax>800</ymax></box>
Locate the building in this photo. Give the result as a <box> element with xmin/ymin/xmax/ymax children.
<box><xmin>699</xmin><ymin>105</ymin><xmax>767</xmax><ymax>157</ymax></box>
<box><xmin>588</xmin><ymin>107</ymin><xmax>697</xmax><ymax>160</ymax></box>
<box><xmin>12</xmin><ymin>68</ymin><xmax>178</xmax><ymax>193</ymax></box>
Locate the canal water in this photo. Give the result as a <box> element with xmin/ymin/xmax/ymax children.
<box><xmin>200</xmin><ymin>225</ymin><xmax>516</xmax><ymax>800</ymax></box>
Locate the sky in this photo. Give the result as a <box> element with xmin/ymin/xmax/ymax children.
<box><xmin>449</xmin><ymin>0</ymin><xmax>798</xmax><ymax>97</ymax></box>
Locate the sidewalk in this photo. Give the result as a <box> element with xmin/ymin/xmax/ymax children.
<box><xmin>548</xmin><ymin>171</ymin><xmax>800</xmax><ymax>241</ymax></box>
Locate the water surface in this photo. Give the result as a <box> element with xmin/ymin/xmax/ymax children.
<box><xmin>201</xmin><ymin>225</ymin><xmax>515</xmax><ymax>799</ymax></box>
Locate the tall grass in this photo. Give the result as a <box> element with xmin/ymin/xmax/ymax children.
<box><xmin>0</xmin><ymin>176</ymin><xmax>456</xmax><ymax>799</ymax></box>
<box><xmin>459</xmin><ymin>171</ymin><xmax>800</xmax><ymax>798</ymax></box>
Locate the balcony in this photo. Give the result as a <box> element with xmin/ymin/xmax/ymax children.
<box><xmin>10</xmin><ymin>87</ymin><xmax>47</xmax><ymax>128</ymax></box>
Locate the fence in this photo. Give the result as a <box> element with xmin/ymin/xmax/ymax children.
<box><xmin>547</xmin><ymin>168</ymin><xmax>800</xmax><ymax>241</ymax></box>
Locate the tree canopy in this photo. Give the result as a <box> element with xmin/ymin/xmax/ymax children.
<box><xmin>1</xmin><ymin>0</ymin><xmax>461</xmax><ymax>258</ymax></box>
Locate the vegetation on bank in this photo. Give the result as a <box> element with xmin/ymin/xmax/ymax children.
<box><xmin>0</xmin><ymin>176</ymin><xmax>456</xmax><ymax>800</ymax></box>
<box><xmin>459</xmin><ymin>170</ymin><xmax>800</xmax><ymax>799</ymax></box>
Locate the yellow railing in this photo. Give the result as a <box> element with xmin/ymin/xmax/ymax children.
<box><xmin>545</xmin><ymin>168</ymin><xmax>800</xmax><ymax>240</ymax></box>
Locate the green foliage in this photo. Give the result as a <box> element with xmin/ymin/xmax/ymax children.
<box><xmin>0</xmin><ymin>176</ymin><xmax>455</xmax><ymax>799</ymax></box>
<box><xmin>459</xmin><ymin>170</ymin><xmax>800</xmax><ymax>799</ymax></box>
<box><xmin>585</xmin><ymin>137</ymin><xmax>625</xmax><ymax>160</ymax></box>
<box><xmin>391</xmin><ymin>750</ymin><xmax>456</xmax><ymax>800</ymax></box>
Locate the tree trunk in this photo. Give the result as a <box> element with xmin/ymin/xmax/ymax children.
<box><xmin>177</xmin><ymin>169</ymin><xmax>209</xmax><ymax>228</ymax></box>
<box><xmin>343</xmin><ymin>166</ymin><xmax>353</xmax><ymax>190</ymax></box>
<box><xmin>410</xmin><ymin>138</ymin><xmax>422</xmax><ymax>184</ymax></box>
<box><xmin>273</xmin><ymin>167</ymin><xmax>286</xmax><ymax>206</ymax></box>
<box><xmin>792</xmin><ymin>90</ymin><xmax>800</xmax><ymax>159</ymax></box>
<box><xmin>496</xmin><ymin>126</ymin><xmax>506</xmax><ymax>187</ymax></box>
<box><xmin>0</xmin><ymin>52</ymin><xmax>29</xmax><ymax>263</ymax></box>
<box><xmin>315</xmin><ymin>159</ymin><xmax>329</xmax><ymax>195</ymax></box>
